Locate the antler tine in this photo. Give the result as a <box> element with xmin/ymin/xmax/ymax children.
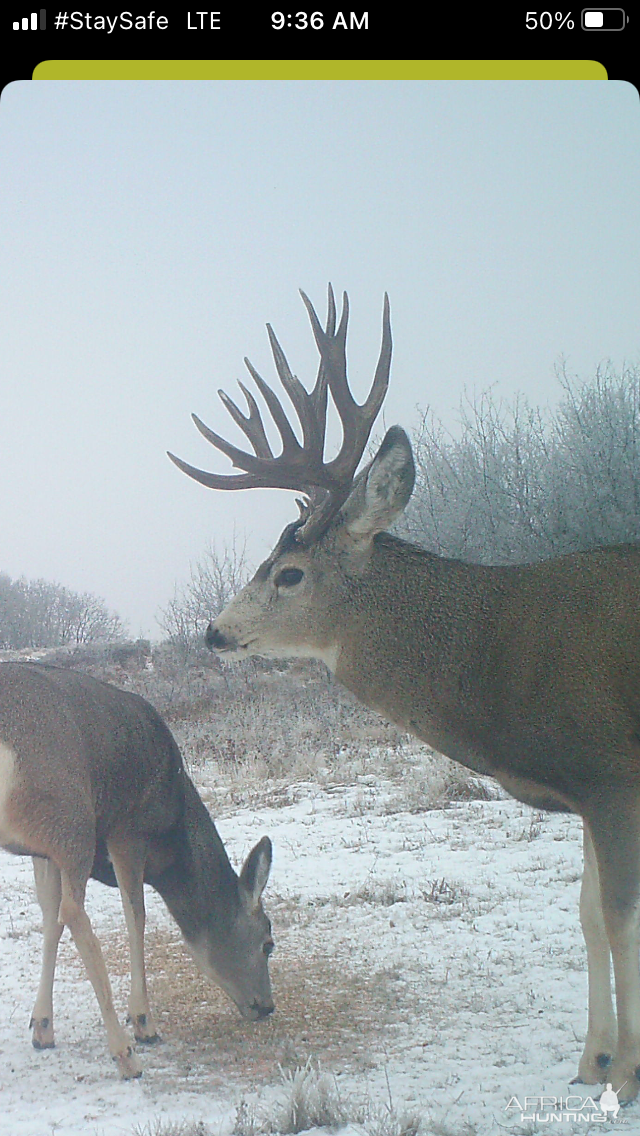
<box><xmin>242</xmin><ymin>355</ymin><xmax>303</xmax><ymax>457</ymax></box>
<box><xmin>168</xmin><ymin>296</ymin><xmax>336</xmax><ymax>494</ymax></box>
<box><xmin>300</xmin><ymin>286</ymin><xmax>348</xmax><ymax>381</ymax></box>
<box><xmin>266</xmin><ymin>325</ymin><xmax>326</xmax><ymax>460</ymax></box>
<box><xmin>167</xmin><ymin>449</ymin><xmax>272</xmax><ymax>491</ymax></box>
<box><xmin>305</xmin><ymin>283</ymin><xmax>334</xmax><ymax>454</ymax></box>
<box><xmin>219</xmin><ymin>383</ymin><xmax>274</xmax><ymax>460</ymax></box>
<box><xmin>169</xmin><ymin>287</ymin><xmax>392</xmax><ymax>528</ymax></box>
<box><xmin>351</xmin><ymin>292</ymin><xmax>392</xmax><ymax>443</ymax></box>
<box><xmin>167</xmin><ymin>380</ymin><xmax>281</xmax><ymax>487</ymax></box>
<box><xmin>299</xmin><ymin>289</ymin><xmax>391</xmax><ymax>485</ymax></box>
<box><xmin>191</xmin><ymin>413</ymin><xmax>270</xmax><ymax>474</ymax></box>
<box><xmin>170</xmin><ymin>402</ymin><xmax>327</xmax><ymax>492</ymax></box>
<box><xmin>368</xmin><ymin>292</ymin><xmax>392</xmax><ymax>418</ymax></box>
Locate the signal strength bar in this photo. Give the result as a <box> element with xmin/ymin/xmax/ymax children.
<box><xmin>13</xmin><ymin>9</ymin><xmax>46</xmax><ymax>29</ymax></box>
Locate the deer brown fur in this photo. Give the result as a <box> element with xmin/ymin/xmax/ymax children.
<box><xmin>0</xmin><ymin>662</ymin><xmax>273</xmax><ymax>1078</ymax></box>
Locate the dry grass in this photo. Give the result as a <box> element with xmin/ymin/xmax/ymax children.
<box><xmin>230</xmin><ymin>1060</ymin><xmax>428</xmax><ymax>1136</ymax></box>
<box><xmin>103</xmin><ymin>922</ymin><xmax>409</xmax><ymax>1093</ymax></box>
<box><xmin>260</xmin><ymin>1060</ymin><xmax>350</xmax><ymax>1132</ymax></box>
<box><xmin>134</xmin><ymin>1123</ymin><xmax>210</xmax><ymax>1136</ymax></box>
<box><xmin>232</xmin><ymin>1061</ymin><xmax>425</xmax><ymax>1136</ymax></box>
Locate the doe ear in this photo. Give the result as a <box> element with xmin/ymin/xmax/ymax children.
<box><xmin>239</xmin><ymin>835</ymin><xmax>272</xmax><ymax>908</ymax></box>
<box><xmin>340</xmin><ymin>426</ymin><xmax>415</xmax><ymax>541</ymax></box>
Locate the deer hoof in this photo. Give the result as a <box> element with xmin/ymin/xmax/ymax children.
<box><xmin>128</xmin><ymin>1013</ymin><xmax>161</xmax><ymax>1044</ymax></box>
<box><xmin>30</xmin><ymin>1016</ymin><xmax>55</xmax><ymax>1049</ymax></box>
<box><xmin>114</xmin><ymin>1045</ymin><xmax>143</xmax><ymax>1079</ymax></box>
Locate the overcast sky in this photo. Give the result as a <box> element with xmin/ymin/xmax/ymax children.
<box><xmin>0</xmin><ymin>80</ymin><xmax>639</xmax><ymax>637</ymax></box>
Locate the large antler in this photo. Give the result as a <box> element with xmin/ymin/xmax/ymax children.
<box><xmin>168</xmin><ymin>285</ymin><xmax>392</xmax><ymax>542</ymax></box>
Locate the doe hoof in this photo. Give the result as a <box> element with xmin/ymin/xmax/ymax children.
<box><xmin>114</xmin><ymin>1047</ymin><xmax>143</xmax><ymax>1080</ymax></box>
<box><xmin>30</xmin><ymin>1016</ymin><xmax>55</xmax><ymax>1050</ymax></box>
<box><xmin>128</xmin><ymin>1013</ymin><xmax>161</xmax><ymax>1045</ymax></box>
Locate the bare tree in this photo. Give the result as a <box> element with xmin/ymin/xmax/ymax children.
<box><xmin>399</xmin><ymin>392</ymin><xmax>550</xmax><ymax>563</ymax></box>
<box><xmin>399</xmin><ymin>361</ymin><xmax>640</xmax><ymax>566</ymax></box>
<box><xmin>0</xmin><ymin>573</ymin><xmax>126</xmax><ymax>650</ymax></box>
<box><xmin>159</xmin><ymin>535</ymin><xmax>250</xmax><ymax>657</ymax></box>
<box><xmin>548</xmin><ymin>361</ymin><xmax>640</xmax><ymax>553</ymax></box>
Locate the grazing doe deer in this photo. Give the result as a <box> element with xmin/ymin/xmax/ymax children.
<box><xmin>0</xmin><ymin>662</ymin><xmax>274</xmax><ymax>1078</ymax></box>
<box><xmin>169</xmin><ymin>286</ymin><xmax>640</xmax><ymax>1100</ymax></box>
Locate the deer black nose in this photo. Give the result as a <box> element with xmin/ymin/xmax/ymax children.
<box><xmin>255</xmin><ymin>1002</ymin><xmax>275</xmax><ymax>1019</ymax></box>
<box><xmin>205</xmin><ymin>623</ymin><xmax>230</xmax><ymax>651</ymax></box>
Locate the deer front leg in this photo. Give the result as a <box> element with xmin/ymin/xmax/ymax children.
<box><xmin>30</xmin><ymin>857</ymin><xmax>64</xmax><ymax>1049</ymax></box>
<box><xmin>575</xmin><ymin>823</ymin><xmax>617</xmax><ymax>1082</ymax></box>
<box><xmin>589</xmin><ymin>806</ymin><xmax>640</xmax><ymax>1102</ymax></box>
<box><xmin>58</xmin><ymin>871</ymin><xmax>142</xmax><ymax>1079</ymax></box>
<box><xmin>109</xmin><ymin>839</ymin><xmax>160</xmax><ymax>1044</ymax></box>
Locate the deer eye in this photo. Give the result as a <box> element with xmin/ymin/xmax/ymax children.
<box><xmin>274</xmin><ymin>567</ymin><xmax>304</xmax><ymax>588</ymax></box>
<box><xmin>263</xmin><ymin>939</ymin><xmax>275</xmax><ymax>956</ymax></box>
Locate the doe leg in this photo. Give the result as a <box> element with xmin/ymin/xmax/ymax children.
<box><xmin>58</xmin><ymin>870</ymin><xmax>142</xmax><ymax>1079</ymax></box>
<box><xmin>109</xmin><ymin>839</ymin><xmax>160</xmax><ymax>1044</ymax></box>
<box><xmin>30</xmin><ymin>857</ymin><xmax>64</xmax><ymax>1049</ymax></box>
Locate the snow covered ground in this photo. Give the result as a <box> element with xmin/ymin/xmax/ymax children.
<box><xmin>0</xmin><ymin>768</ymin><xmax>630</xmax><ymax>1135</ymax></box>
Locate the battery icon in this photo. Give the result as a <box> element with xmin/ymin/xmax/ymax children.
<box><xmin>581</xmin><ymin>8</ymin><xmax>627</xmax><ymax>28</ymax></box>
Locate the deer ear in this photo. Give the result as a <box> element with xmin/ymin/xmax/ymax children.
<box><xmin>239</xmin><ymin>836</ymin><xmax>272</xmax><ymax>908</ymax></box>
<box><xmin>340</xmin><ymin>426</ymin><xmax>415</xmax><ymax>540</ymax></box>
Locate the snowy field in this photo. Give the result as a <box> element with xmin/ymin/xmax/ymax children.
<box><xmin>0</xmin><ymin>764</ymin><xmax>629</xmax><ymax>1136</ymax></box>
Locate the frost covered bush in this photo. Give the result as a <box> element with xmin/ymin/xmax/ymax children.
<box><xmin>399</xmin><ymin>362</ymin><xmax>640</xmax><ymax>565</ymax></box>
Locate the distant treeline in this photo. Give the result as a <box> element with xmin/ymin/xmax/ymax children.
<box><xmin>0</xmin><ymin>572</ymin><xmax>126</xmax><ymax>649</ymax></box>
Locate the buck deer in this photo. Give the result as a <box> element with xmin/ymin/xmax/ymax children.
<box><xmin>0</xmin><ymin>662</ymin><xmax>273</xmax><ymax>1078</ymax></box>
<box><xmin>169</xmin><ymin>286</ymin><xmax>640</xmax><ymax>1100</ymax></box>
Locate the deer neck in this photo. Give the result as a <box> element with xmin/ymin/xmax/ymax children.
<box><xmin>332</xmin><ymin>533</ymin><xmax>499</xmax><ymax>760</ymax></box>
<box><xmin>148</xmin><ymin>772</ymin><xmax>239</xmax><ymax>942</ymax></box>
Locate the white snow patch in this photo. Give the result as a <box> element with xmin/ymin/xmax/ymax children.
<box><xmin>0</xmin><ymin>779</ymin><xmax>625</xmax><ymax>1136</ymax></box>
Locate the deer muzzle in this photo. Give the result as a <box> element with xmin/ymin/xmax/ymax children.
<box><xmin>205</xmin><ymin>623</ymin><xmax>234</xmax><ymax>651</ymax></box>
